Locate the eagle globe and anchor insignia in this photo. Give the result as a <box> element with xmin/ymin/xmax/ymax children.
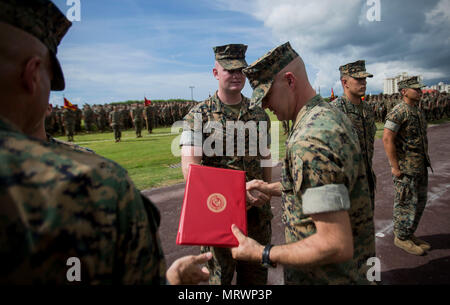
<box><xmin>207</xmin><ymin>193</ymin><xmax>227</xmax><ymax>213</ymax></box>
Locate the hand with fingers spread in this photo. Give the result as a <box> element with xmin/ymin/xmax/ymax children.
<box><xmin>166</xmin><ymin>252</ymin><xmax>212</xmax><ymax>285</ymax></box>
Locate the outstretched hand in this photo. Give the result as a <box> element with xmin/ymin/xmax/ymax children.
<box><xmin>166</xmin><ymin>252</ymin><xmax>212</xmax><ymax>285</ymax></box>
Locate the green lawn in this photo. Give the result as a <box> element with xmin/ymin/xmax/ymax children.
<box><xmin>375</xmin><ymin>122</ymin><xmax>384</xmax><ymax>139</ymax></box>
<box><xmin>55</xmin><ymin>112</ymin><xmax>287</xmax><ymax>190</ymax></box>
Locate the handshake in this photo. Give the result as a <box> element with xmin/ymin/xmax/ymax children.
<box><xmin>245</xmin><ymin>180</ymin><xmax>281</xmax><ymax>209</ymax></box>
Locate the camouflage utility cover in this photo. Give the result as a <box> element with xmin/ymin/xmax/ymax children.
<box><xmin>243</xmin><ymin>42</ymin><xmax>299</xmax><ymax>109</ymax></box>
<box><xmin>384</xmin><ymin>102</ymin><xmax>431</xmax><ymax>175</ymax></box>
<box><xmin>397</xmin><ymin>76</ymin><xmax>425</xmax><ymax>90</ymax></box>
<box><xmin>213</xmin><ymin>44</ymin><xmax>248</xmax><ymax>70</ymax></box>
<box><xmin>339</xmin><ymin>60</ymin><xmax>373</xmax><ymax>79</ymax></box>
<box><xmin>281</xmin><ymin>95</ymin><xmax>375</xmax><ymax>284</ymax></box>
<box><xmin>0</xmin><ymin>118</ymin><xmax>166</xmax><ymax>284</ymax></box>
<box><xmin>0</xmin><ymin>0</ymin><xmax>72</xmax><ymax>91</ymax></box>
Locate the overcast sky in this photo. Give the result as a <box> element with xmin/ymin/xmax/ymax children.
<box><xmin>50</xmin><ymin>0</ymin><xmax>450</xmax><ymax>106</ymax></box>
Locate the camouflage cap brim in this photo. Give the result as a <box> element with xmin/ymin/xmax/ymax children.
<box><xmin>243</xmin><ymin>42</ymin><xmax>299</xmax><ymax>109</ymax></box>
<box><xmin>409</xmin><ymin>83</ymin><xmax>426</xmax><ymax>89</ymax></box>
<box><xmin>50</xmin><ymin>52</ymin><xmax>65</xmax><ymax>91</ymax></box>
<box><xmin>217</xmin><ymin>58</ymin><xmax>248</xmax><ymax>70</ymax></box>
<box><xmin>249</xmin><ymin>81</ymin><xmax>273</xmax><ymax>109</ymax></box>
<box><xmin>350</xmin><ymin>71</ymin><xmax>373</xmax><ymax>79</ymax></box>
<box><xmin>398</xmin><ymin>76</ymin><xmax>425</xmax><ymax>90</ymax></box>
<box><xmin>339</xmin><ymin>60</ymin><xmax>372</xmax><ymax>79</ymax></box>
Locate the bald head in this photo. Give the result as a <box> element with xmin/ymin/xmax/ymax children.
<box><xmin>261</xmin><ymin>55</ymin><xmax>316</xmax><ymax>121</ymax></box>
<box><xmin>0</xmin><ymin>21</ymin><xmax>51</xmax><ymax>78</ymax></box>
<box><xmin>275</xmin><ymin>56</ymin><xmax>309</xmax><ymax>84</ymax></box>
<box><xmin>0</xmin><ymin>21</ymin><xmax>53</xmax><ymax>135</ymax></box>
<box><xmin>273</xmin><ymin>56</ymin><xmax>316</xmax><ymax>106</ymax></box>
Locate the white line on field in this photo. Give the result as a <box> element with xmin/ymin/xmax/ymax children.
<box><xmin>71</xmin><ymin>132</ymin><xmax>176</xmax><ymax>145</ymax></box>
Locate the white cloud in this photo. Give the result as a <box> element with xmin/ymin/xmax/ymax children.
<box><xmin>215</xmin><ymin>0</ymin><xmax>450</xmax><ymax>95</ymax></box>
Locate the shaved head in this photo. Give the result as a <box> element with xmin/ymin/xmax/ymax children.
<box><xmin>275</xmin><ymin>56</ymin><xmax>309</xmax><ymax>84</ymax></box>
<box><xmin>0</xmin><ymin>21</ymin><xmax>53</xmax><ymax>135</ymax></box>
<box><xmin>262</xmin><ymin>55</ymin><xmax>316</xmax><ymax>121</ymax></box>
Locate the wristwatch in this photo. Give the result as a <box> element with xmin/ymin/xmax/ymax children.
<box><xmin>261</xmin><ymin>244</ymin><xmax>277</xmax><ymax>268</ymax></box>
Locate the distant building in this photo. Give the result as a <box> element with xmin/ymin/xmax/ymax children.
<box><xmin>425</xmin><ymin>81</ymin><xmax>449</xmax><ymax>93</ymax></box>
<box><xmin>383</xmin><ymin>72</ymin><xmax>423</xmax><ymax>94</ymax></box>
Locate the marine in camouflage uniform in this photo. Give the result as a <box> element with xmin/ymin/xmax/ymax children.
<box><xmin>0</xmin><ymin>0</ymin><xmax>166</xmax><ymax>284</ymax></box>
<box><xmin>331</xmin><ymin>60</ymin><xmax>377</xmax><ymax>210</ymax></box>
<box><xmin>95</xmin><ymin>105</ymin><xmax>107</xmax><ymax>132</ymax></box>
<box><xmin>384</xmin><ymin>76</ymin><xmax>432</xmax><ymax>255</ymax></box>
<box><xmin>75</xmin><ymin>106</ymin><xmax>82</xmax><ymax>132</ymax></box>
<box><xmin>82</xmin><ymin>104</ymin><xmax>95</xmax><ymax>132</ymax></box>
<box><xmin>180</xmin><ymin>44</ymin><xmax>272</xmax><ymax>285</ymax></box>
<box><xmin>143</xmin><ymin>104</ymin><xmax>153</xmax><ymax>134</ymax></box>
<box><xmin>236</xmin><ymin>42</ymin><xmax>375</xmax><ymax>284</ymax></box>
<box><xmin>1</xmin><ymin>118</ymin><xmax>167</xmax><ymax>284</ymax></box>
<box><xmin>62</xmin><ymin>106</ymin><xmax>76</xmax><ymax>142</ymax></box>
<box><xmin>131</xmin><ymin>103</ymin><xmax>144</xmax><ymax>138</ymax></box>
<box><xmin>109</xmin><ymin>106</ymin><xmax>122</xmax><ymax>142</ymax></box>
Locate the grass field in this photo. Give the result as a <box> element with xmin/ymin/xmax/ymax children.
<box><xmin>55</xmin><ymin>114</ymin><xmax>449</xmax><ymax>191</ymax></box>
<box><xmin>56</xmin><ymin>111</ymin><xmax>287</xmax><ymax>190</ymax></box>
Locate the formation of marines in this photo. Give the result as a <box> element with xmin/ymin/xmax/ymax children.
<box><xmin>281</xmin><ymin>91</ymin><xmax>449</xmax><ymax>134</ymax></box>
<box><xmin>365</xmin><ymin>91</ymin><xmax>449</xmax><ymax>122</ymax></box>
<box><xmin>45</xmin><ymin>101</ymin><xmax>197</xmax><ymax>141</ymax></box>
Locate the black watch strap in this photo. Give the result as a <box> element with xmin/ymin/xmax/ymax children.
<box><xmin>261</xmin><ymin>244</ymin><xmax>276</xmax><ymax>268</ymax></box>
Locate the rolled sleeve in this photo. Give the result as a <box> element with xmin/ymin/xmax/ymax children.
<box><xmin>302</xmin><ymin>184</ymin><xmax>351</xmax><ymax>215</ymax></box>
<box><xmin>384</xmin><ymin>120</ymin><xmax>400</xmax><ymax>133</ymax></box>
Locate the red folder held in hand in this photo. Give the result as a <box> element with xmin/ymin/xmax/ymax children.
<box><xmin>176</xmin><ymin>164</ymin><xmax>247</xmax><ymax>248</ymax></box>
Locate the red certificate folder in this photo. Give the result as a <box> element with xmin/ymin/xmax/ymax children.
<box><xmin>176</xmin><ymin>164</ymin><xmax>247</xmax><ymax>248</ymax></box>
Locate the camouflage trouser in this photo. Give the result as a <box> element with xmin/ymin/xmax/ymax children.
<box><xmin>145</xmin><ymin>118</ymin><xmax>153</xmax><ymax>133</ymax></box>
<box><xmin>200</xmin><ymin>207</ymin><xmax>271</xmax><ymax>285</ymax></box>
<box><xmin>85</xmin><ymin>120</ymin><xmax>94</xmax><ymax>132</ymax></box>
<box><xmin>64</xmin><ymin>123</ymin><xmax>75</xmax><ymax>141</ymax></box>
<box><xmin>392</xmin><ymin>170</ymin><xmax>428</xmax><ymax>240</ymax></box>
<box><xmin>112</xmin><ymin>124</ymin><xmax>121</xmax><ymax>141</ymax></box>
<box><xmin>134</xmin><ymin>120</ymin><xmax>142</xmax><ymax>137</ymax></box>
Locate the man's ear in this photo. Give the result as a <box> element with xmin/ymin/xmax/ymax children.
<box><xmin>341</xmin><ymin>77</ymin><xmax>348</xmax><ymax>89</ymax></box>
<box><xmin>21</xmin><ymin>56</ymin><xmax>41</xmax><ymax>94</ymax></box>
<box><xmin>284</xmin><ymin>72</ymin><xmax>296</xmax><ymax>88</ymax></box>
<box><xmin>212</xmin><ymin>67</ymin><xmax>219</xmax><ymax>80</ymax></box>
